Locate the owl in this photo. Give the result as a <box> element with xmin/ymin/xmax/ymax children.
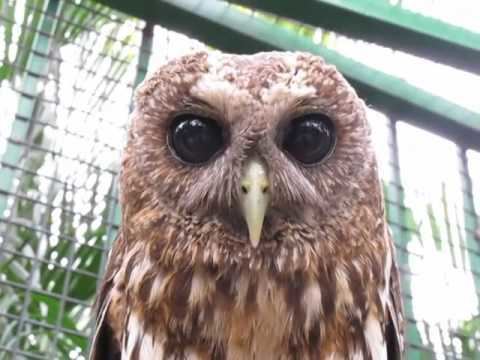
<box><xmin>90</xmin><ymin>51</ymin><xmax>404</xmax><ymax>360</ymax></box>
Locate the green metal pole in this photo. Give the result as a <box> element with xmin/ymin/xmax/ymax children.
<box><xmin>132</xmin><ymin>22</ymin><xmax>154</xmax><ymax>91</ymax></box>
<box><xmin>0</xmin><ymin>0</ymin><xmax>63</xmax><ymax>354</ymax></box>
<box><xmin>0</xmin><ymin>0</ymin><xmax>61</xmax><ymax>215</ymax></box>
<box><xmin>385</xmin><ymin>119</ymin><xmax>424</xmax><ymax>359</ymax></box>
<box><xmin>459</xmin><ymin>149</ymin><xmax>480</xmax><ymax>302</ymax></box>
<box><xmin>229</xmin><ymin>0</ymin><xmax>480</xmax><ymax>74</ymax></box>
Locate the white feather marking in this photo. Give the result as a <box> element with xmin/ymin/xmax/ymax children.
<box><xmin>129</xmin><ymin>257</ymin><xmax>153</xmax><ymax>289</ymax></box>
<box><xmin>189</xmin><ymin>271</ymin><xmax>207</xmax><ymax>305</ymax></box>
<box><xmin>335</xmin><ymin>266</ymin><xmax>353</xmax><ymax>309</ymax></box>
<box><xmin>124</xmin><ymin>313</ymin><xmax>166</xmax><ymax>359</ymax></box>
<box><xmin>148</xmin><ymin>270</ymin><xmax>165</xmax><ymax>304</ymax></box>
<box><xmin>380</xmin><ymin>246</ymin><xmax>392</xmax><ymax>308</ymax></box>
<box><xmin>292</xmin><ymin>246</ymin><xmax>298</xmax><ymax>266</ymax></box>
<box><xmin>302</xmin><ymin>281</ymin><xmax>322</xmax><ymax>332</ymax></box>
<box><xmin>139</xmin><ymin>331</ymin><xmax>165</xmax><ymax>359</ymax></box>
<box><xmin>184</xmin><ymin>348</ymin><xmax>202</xmax><ymax>360</ymax></box>
<box><xmin>234</xmin><ymin>273</ymin><xmax>250</xmax><ymax>309</ymax></box>
<box><xmin>259</xmin><ymin>81</ymin><xmax>316</xmax><ymax>104</ymax></box>
<box><xmin>190</xmin><ymin>57</ymin><xmax>250</xmax><ymax>111</ymax></box>
<box><xmin>364</xmin><ymin>314</ymin><xmax>387</xmax><ymax>360</ymax></box>
<box><xmin>123</xmin><ymin>313</ymin><xmax>142</xmax><ymax>359</ymax></box>
<box><xmin>114</xmin><ymin>244</ymin><xmax>142</xmax><ymax>283</ymax></box>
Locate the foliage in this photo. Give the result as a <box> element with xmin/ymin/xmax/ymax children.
<box><xmin>0</xmin><ymin>0</ymin><xmax>139</xmax><ymax>358</ymax></box>
<box><xmin>384</xmin><ymin>177</ymin><xmax>480</xmax><ymax>359</ymax></box>
<box><xmin>455</xmin><ymin>316</ymin><xmax>480</xmax><ymax>358</ymax></box>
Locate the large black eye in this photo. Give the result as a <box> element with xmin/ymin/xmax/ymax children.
<box><xmin>282</xmin><ymin>113</ymin><xmax>336</xmax><ymax>165</ymax></box>
<box><xmin>169</xmin><ymin>114</ymin><xmax>224</xmax><ymax>164</ymax></box>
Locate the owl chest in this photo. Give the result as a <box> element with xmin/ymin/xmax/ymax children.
<box><xmin>118</xmin><ymin>268</ymin><xmax>330</xmax><ymax>359</ymax></box>
<box><xmin>121</xmin><ymin>292</ymin><xmax>301</xmax><ymax>360</ymax></box>
<box><xmin>115</xmin><ymin>257</ymin><xmax>382</xmax><ymax>359</ymax></box>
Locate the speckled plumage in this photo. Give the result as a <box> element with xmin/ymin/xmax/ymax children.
<box><xmin>90</xmin><ymin>51</ymin><xmax>404</xmax><ymax>360</ymax></box>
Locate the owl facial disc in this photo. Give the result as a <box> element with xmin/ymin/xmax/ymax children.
<box><xmin>240</xmin><ymin>157</ymin><xmax>270</xmax><ymax>248</ymax></box>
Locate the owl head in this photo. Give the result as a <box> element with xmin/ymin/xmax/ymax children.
<box><xmin>120</xmin><ymin>51</ymin><xmax>380</xmax><ymax>274</ymax></box>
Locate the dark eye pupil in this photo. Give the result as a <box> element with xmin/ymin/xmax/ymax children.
<box><xmin>170</xmin><ymin>115</ymin><xmax>224</xmax><ymax>164</ymax></box>
<box><xmin>282</xmin><ymin>114</ymin><xmax>335</xmax><ymax>164</ymax></box>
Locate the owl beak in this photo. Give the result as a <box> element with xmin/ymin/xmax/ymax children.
<box><xmin>240</xmin><ymin>158</ymin><xmax>270</xmax><ymax>248</ymax></box>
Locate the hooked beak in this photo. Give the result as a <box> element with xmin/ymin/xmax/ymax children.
<box><xmin>239</xmin><ymin>158</ymin><xmax>270</xmax><ymax>248</ymax></box>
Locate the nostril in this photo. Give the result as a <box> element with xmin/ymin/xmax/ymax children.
<box><xmin>261</xmin><ymin>184</ymin><xmax>269</xmax><ymax>194</ymax></box>
<box><xmin>241</xmin><ymin>185</ymin><xmax>249</xmax><ymax>194</ymax></box>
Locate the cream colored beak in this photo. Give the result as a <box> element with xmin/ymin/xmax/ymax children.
<box><xmin>239</xmin><ymin>158</ymin><xmax>270</xmax><ymax>248</ymax></box>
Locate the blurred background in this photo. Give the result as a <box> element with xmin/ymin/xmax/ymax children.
<box><xmin>0</xmin><ymin>0</ymin><xmax>479</xmax><ymax>359</ymax></box>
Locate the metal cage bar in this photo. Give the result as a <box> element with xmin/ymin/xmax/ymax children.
<box><xmin>228</xmin><ymin>0</ymin><xmax>480</xmax><ymax>74</ymax></box>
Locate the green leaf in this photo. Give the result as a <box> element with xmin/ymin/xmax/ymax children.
<box><xmin>29</xmin><ymin>292</ymin><xmax>88</xmax><ymax>350</ymax></box>
<box><xmin>0</xmin><ymin>64</ymin><xmax>13</xmax><ymax>80</ymax></box>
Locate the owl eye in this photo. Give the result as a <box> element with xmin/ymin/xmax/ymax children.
<box><xmin>282</xmin><ymin>113</ymin><xmax>336</xmax><ymax>165</ymax></box>
<box><xmin>169</xmin><ymin>114</ymin><xmax>224</xmax><ymax>164</ymax></box>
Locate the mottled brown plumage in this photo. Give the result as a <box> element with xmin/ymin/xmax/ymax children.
<box><xmin>90</xmin><ymin>51</ymin><xmax>404</xmax><ymax>360</ymax></box>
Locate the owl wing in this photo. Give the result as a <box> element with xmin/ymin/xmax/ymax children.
<box><xmin>89</xmin><ymin>234</ymin><xmax>124</xmax><ymax>360</ymax></box>
<box><xmin>386</xmin><ymin>237</ymin><xmax>405</xmax><ymax>360</ymax></box>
